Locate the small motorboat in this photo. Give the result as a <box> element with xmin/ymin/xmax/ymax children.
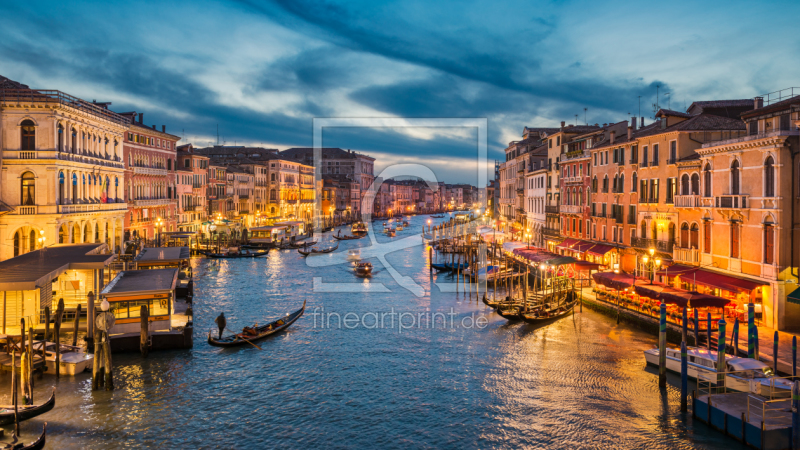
<box><xmin>37</xmin><ymin>341</ymin><xmax>93</xmax><ymax>375</ymax></box>
<box><xmin>355</xmin><ymin>261</ymin><xmax>373</xmax><ymax>276</ymax></box>
<box><xmin>208</xmin><ymin>301</ymin><xmax>306</xmax><ymax>347</ymax></box>
<box><xmin>395</xmin><ymin>225</ymin><xmax>404</xmax><ymax>231</ymax></box>
<box><xmin>351</xmin><ymin>222</ymin><xmax>368</xmax><ymax>234</ymax></box>
<box><xmin>0</xmin><ymin>388</ymin><xmax>55</xmax><ymax>426</ymax></box>
<box><xmin>403</xmin><ymin>221</ymin><xmax>410</xmax><ymax>227</ymax></box>
<box><xmin>644</xmin><ymin>346</ymin><xmax>793</xmax><ymax>397</ymax></box>
<box><xmin>347</xmin><ymin>249</ymin><xmax>361</xmax><ymax>261</ymax></box>
<box><xmin>386</xmin><ymin>229</ymin><xmax>396</xmax><ymax>237</ymax></box>
<box><xmin>298</xmin><ymin>243</ymin><xmax>339</xmax><ymax>256</ymax></box>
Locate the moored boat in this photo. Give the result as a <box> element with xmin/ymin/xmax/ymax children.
<box><xmin>0</xmin><ymin>388</ymin><xmax>55</xmax><ymax>426</ymax></box>
<box><xmin>208</xmin><ymin>301</ymin><xmax>306</xmax><ymax>347</ymax></box>
<box><xmin>643</xmin><ymin>346</ymin><xmax>792</xmax><ymax>397</ymax></box>
<box><xmin>0</xmin><ymin>423</ymin><xmax>47</xmax><ymax>450</ymax></box>
<box><xmin>207</xmin><ymin>249</ymin><xmax>269</xmax><ymax>258</ymax></box>
<box><xmin>351</xmin><ymin>222</ymin><xmax>368</xmax><ymax>234</ymax></box>
<box><xmin>520</xmin><ymin>295</ymin><xmax>579</xmax><ymax>325</ymax></box>
<box><xmin>333</xmin><ymin>234</ymin><xmax>364</xmax><ymax>240</ymax></box>
<box><xmin>298</xmin><ymin>243</ymin><xmax>339</xmax><ymax>256</ymax></box>
<box><xmin>38</xmin><ymin>341</ymin><xmax>92</xmax><ymax>375</ymax></box>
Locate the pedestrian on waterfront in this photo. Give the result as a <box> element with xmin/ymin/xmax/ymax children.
<box><xmin>215</xmin><ymin>312</ymin><xmax>227</xmax><ymax>339</ymax></box>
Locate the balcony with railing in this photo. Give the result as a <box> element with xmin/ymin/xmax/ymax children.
<box><xmin>705</xmin><ymin>194</ymin><xmax>749</xmax><ymax>209</ymax></box>
<box><xmin>543</xmin><ymin>227</ymin><xmax>561</xmax><ymax>238</ymax></box>
<box><xmin>132</xmin><ymin>165</ymin><xmax>169</xmax><ymax>176</ymax></box>
<box><xmin>59</xmin><ymin>202</ymin><xmax>128</xmax><ymax>214</ymax></box>
<box><xmin>133</xmin><ymin>197</ymin><xmax>172</xmax><ymax>207</ymax></box>
<box><xmin>545</xmin><ymin>205</ymin><xmax>559</xmax><ymax>214</ymax></box>
<box><xmin>673</xmin><ymin>247</ymin><xmax>700</xmax><ymax>265</ymax></box>
<box><xmin>674</xmin><ymin>194</ymin><xmax>701</xmax><ymax>208</ymax></box>
<box><xmin>3</xmin><ymin>149</ymin><xmax>125</xmax><ymax>169</ymax></box>
<box><xmin>560</xmin><ymin>204</ymin><xmax>582</xmax><ymax>214</ymax></box>
<box><xmin>631</xmin><ymin>237</ymin><xmax>674</xmax><ymax>253</ymax></box>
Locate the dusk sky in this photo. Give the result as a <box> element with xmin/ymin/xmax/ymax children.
<box><xmin>2</xmin><ymin>0</ymin><xmax>798</xmax><ymax>183</ymax></box>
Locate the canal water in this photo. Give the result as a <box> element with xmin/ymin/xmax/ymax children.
<box><xmin>4</xmin><ymin>216</ymin><xmax>746</xmax><ymax>449</ymax></box>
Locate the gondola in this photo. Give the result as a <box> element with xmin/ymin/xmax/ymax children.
<box><xmin>278</xmin><ymin>241</ymin><xmax>317</xmax><ymax>250</ymax></box>
<box><xmin>241</xmin><ymin>244</ymin><xmax>274</xmax><ymax>250</ymax></box>
<box><xmin>333</xmin><ymin>234</ymin><xmax>364</xmax><ymax>241</ymax></box>
<box><xmin>520</xmin><ymin>295</ymin><xmax>579</xmax><ymax>325</ymax></box>
<box><xmin>0</xmin><ymin>423</ymin><xmax>46</xmax><ymax>450</ymax></box>
<box><xmin>206</xmin><ymin>250</ymin><xmax>269</xmax><ymax>258</ymax></box>
<box><xmin>208</xmin><ymin>300</ymin><xmax>306</xmax><ymax>347</ymax></box>
<box><xmin>298</xmin><ymin>243</ymin><xmax>339</xmax><ymax>256</ymax></box>
<box><xmin>430</xmin><ymin>262</ymin><xmax>449</xmax><ymax>271</ymax></box>
<box><xmin>496</xmin><ymin>302</ymin><xmax>524</xmax><ymax>321</ymax></box>
<box><xmin>0</xmin><ymin>388</ymin><xmax>55</xmax><ymax>426</ymax></box>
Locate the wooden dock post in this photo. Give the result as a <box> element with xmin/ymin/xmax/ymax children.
<box><xmin>717</xmin><ymin>318</ymin><xmax>727</xmax><ymax>389</ymax></box>
<box><xmin>733</xmin><ymin>317</ymin><xmax>739</xmax><ymax>356</ymax></box>
<box><xmin>428</xmin><ymin>247</ymin><xmax>432</xmax><ymax>274</ymax></box>
<box><xmin>659</xmin><ymin>302</ymin><xmax>666</xmax><ymax>388</ymax></box>
<box><xmin>87</xmin><ymin>291</ymin><xmax>95</xmax><ymax>342</ymax></box>
<box><xmin>792</xmin><ymin>380</ymin><xmax>799</xmax><ymax>450</ymax></box>
<box><xmin>72</xmin><ymin>304</ymin><xmax>81</xmax><ymax>346</ymax></box>
<box><xmin>694</xmin><ymin>308</ymin><xmax>699</xmax><ymax>348</ymax></box>
<box><xmin>793</xmin><ymin>336</ymin><xmax>797</xmax><ymax>377</ymax></box>
<box><xmin>748</xmin><ymin>302</ymin><xmax>755</xmax><ymax>359</ymax></box>
<box><xmin>681</xmin><ymin>307</ymin><xmax>687</xmax><ymax>344</ymax></box>
<box><xmin>43</xmin><ymin>306</ymin><xmax>50</xmax><ymax>361</ymax></box>
<box><xmin>11</xmin><ymin>350</ymin><xmax>18</xmax><ymax>436</ymax></box>
<box><xmin>27</xmin><ymin>326</ymin><xmax>34</xmax><ymax>391</ymax></box>
<box><xmin>680</xmin><ymin>341</ymin><xmax>688</xmax><ymax>412</ymax></box>
<box><xmin>92</xmin><ymin>329</ymin><xmax>102</xmax><ymax>390</ymax></box>
<box><xmin>54</xmin><ymin>299</ymin><xmax>64</xmax><ymax>379</ymax></box>
<box><xmin>774</xmin><ymin>331</ymin><xmax>779</xmax><ymax>373</ymax></box>
<box><xmin>104</xmin><ymin>333</ymin><xmax>114</xmax><ymax>390</ymax></box>
<box><xmin>140</xmin><ymin>305</ymin><xmax>149</xmax><ymax>358</ymax></box>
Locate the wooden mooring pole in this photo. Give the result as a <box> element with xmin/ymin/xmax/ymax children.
<box><xmin>54</xmin><ymin>299</ymin><xmax>64</xmax><ymax>379</ymax></box>
<box><xmin>140</xmin><ymin>305</ymin><xmax>149</xmax><ymax>358</ymax></box>
<box><xmin>680</xmin><ymin>341</ymin><xmax>688</xmax><ymax>412</ymax></box>
<box><xmin>658</xmin><ymin>302</ymin><xmax>666</xmax><ymax>388</ymax></box>
<box><xmin>72</xmin><ymin>304</ymin><xmax>81</xmax><ymax>346</ymax></box>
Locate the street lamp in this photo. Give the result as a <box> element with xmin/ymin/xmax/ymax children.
<box><xmin>155</xmin><ymin>217</ymin><xmax>163</xmax><ymax>246</ymax></box>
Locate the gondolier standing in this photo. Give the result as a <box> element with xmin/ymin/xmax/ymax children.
<box><xmin>215</xmin><ymin>312</ymin><xmax>226</xmax><ymax>339</ymax></box>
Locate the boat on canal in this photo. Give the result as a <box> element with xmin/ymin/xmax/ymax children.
<box><xmin>430</xmin><ymin>262</ymin><xmax>449</xmax><ymax>271</ymax></box>
<box><xmin>333</xmin><ymin>233</ymin><xmax>364</xmax><ymax>241</ymax></box>
<box><xmin>643</xmin><ymin>347</ymin><xmax>793</xmax><ymax>397</ymax></box>
<box><xmin>208</xmin><ymin>300</ymin><xmax>306</xmax><ymax>347</ymax></box>
<box><xmin>519</xmin><ymin>294</ymin><xmax>579</xmax><ymax>325</ymax></box>
<box><xmin>355</xmin><ymin>261</ymin><xmax>373</xmax><ymax>276</ymax></box>
<box><xmin>0</xmin><ymin>423</ymin><xmax>47</xmax><ymax>450</ymax></box>
<box><xmin>351</xmin><ymin>222</ymin><xmax>368</xmax><ymax>234</ymax></box>
<box><xmin>37</xmin><ymin>341</ymin><xmax>93</xmax><ymax>375</ymax></box>
<box><xmin>207</xmin><ymin>249</ymin><xmax>269</xmax><ymax>258</ymax></box>
<box><xmin>0</xmin><ymin>388</ymin><xmax>55</xmax><ymax>426</ymax></box>
<box><xmin>278</xmin><ymin>241</ymin><xmax>317</xmax><ymax>250</ymax></box>
<box><xmin>298</xmin><ymin>243</ymin><xmax>339</xmax><ymax>256</ymax></box>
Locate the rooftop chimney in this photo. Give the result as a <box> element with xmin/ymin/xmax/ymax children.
<box><xmin>162</xmin><ymin>125</ymin><xmax>166</xmax><ymax>133</ymax></box>
<box><xmin>560</xmin><ymin>121</ymin><xmax>565</xmax><ymax>131</ymax></box>
<box><xmin>152</xmin><ymin>125</ymin><xmax>156</xmax><ymax>130</ymax></box>
<box><xmin>640</xmin><ymin>117</ymin><xmax>645</xmax><ymax>128</ymax></box>
<box><xmin>138</xmin><ymin>112</ymin><xmax>144</xmax><ymax>124</ymax></box>
<box><xmin>610</xmin><ymin>130</ymin><xmax>616</xmax><ymax>144</ymax></box>
<box><xmin>630</xmin><ymin>116</ymin><xmax>637</xmax><ymax>131</ymax></box>
<box><xmin>755</xmin><ymin>96</ymin><xmax>764</xmax><ymax>109</ymax></box>
<box><xmin>627</xmin><ymin>125</ymin><xmax>632</xmax><ymax>141</ymax></box>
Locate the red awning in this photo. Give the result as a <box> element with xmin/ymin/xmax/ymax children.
<box><xmin>587</xmin><ymin>244</ymin><xmax>615</xmax><ymax>257</ymax></box>
<box><xmin>556</xmin><ymin>238</ymin><xmax>579</xmax><ymax>250</ymax></box>
<box><xmin>688</xmin><ymin>269</ymin><xmax>764</xmax><ymax>293</ymax></box>
<box><xmin>574</xmin><ymin>261</ymin><xmax>602</xmax><ymax>271</ymax></box>
<box><xmin>592</xmin><ymin>272</ymin><xmax>640</xmax><ymax>290</ymax></box>
<box><xmin>572</xmin><ymin>240</ymin><xmax>596</xmax><ymax>252</ymax></box>
<box><xmin>656</xmin><ymin>264</ymin><xmax>697</xmax><ymax>277</ymax></box>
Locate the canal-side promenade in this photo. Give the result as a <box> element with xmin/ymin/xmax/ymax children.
<box><xmin>0</xmin><ymin>217</ymin><xmax>748</xmax><ymax>449</ymax></box>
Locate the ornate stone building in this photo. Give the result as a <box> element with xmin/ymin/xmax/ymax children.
<box><xmin>0</xmin><ymin>76</ymin><xmax>127</xmax><ymax>260</ymax></box>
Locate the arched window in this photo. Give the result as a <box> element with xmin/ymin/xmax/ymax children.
<box><xmin>731</xmin><ymin>160</ymin><xmax>740</xmax><ymax>195</ymax></box>
<box><xmin>704</xmin><ymin>163</ymin><xmax>712</xmax><ymax>197</ymax></box>
<box><xmin>20</xmin><ymin>119</ymin><xmax>35</xmax><ymax>150</ymax></box>
<box><xmin>613</xmin><ymin>175</ymin><xmax>618</xmax><ymax>193</ymax></box>
<box><xmin>640</xmin><ymin>220</ymin><xmax>647</xmax><ymax>240</ymax></box>
<box><xmin>619</xmin><ymin>174</ymin><xmax>625</xmax><ymax>194</ymax></box>
<box><xmin>71</xmin><ymin>128</ymin><xmax>77</xmax><ymax>153</ymax></box>
<box><xmin>58</xmin><ymin>172</ymin><xmax>65</xmax><ymax>204</ymax></box>
<box><xmin>668</xmin><ymin>222</ymin><xmax>676</xmax><ymax>244</ymax></box>
<box><xmin>680</xmin><ymin>222</ymin><xmax>689</xmax><ymax>247</ymax></box>
<box><xmin>631</xmin><ymin>172</ymin><xmax>637</xmax><ymax>192</ymax></box>
<box><xmin>21</xmin><ymin>172</ymin><xmax>35</xmax><ymax>205</ymax></box>
<box><xmin>72</xmin><ymin>173</ymin><xmax>78</xmax><ymax>203</ymax></box>
<box><xmin>592</xmin><ymin>176</ymin><xmax>598</xmax><ymax>192</ymax></box>
<box><xmin>57</xmin><ymin>124</ymin><xmax>64</xmax><ymax>151</ymax></box>
<box><xmin>59</xmin><ymin>225</ymin><xmax>67</xmax><ymax>244</ymax></box>
<box><xmin>29</xmin><ymin>230</ymin><xmax>36</xmax><ymax>252</ymax></box>
<box><xmin>691</xmin><ymin>173</ymin><xmax>699</xmax><ymax>195</ymax></box>
<box><xmin>764</xmin><ymin>222</ymin><xmax>775</xmax><ymax>264</ymax></box>
<box><xmin>602</xmin><ymin>175</ymin><xmax>608</xmax><ymax>193</ymax></box>
<box><xmin>681</xmin><ymin>174</ymin><xmax>690</xmax><ymax>195</ymax></box>
<box><xmin>13</xmin><ymin>231</ymin><xmax>20</xmax><ymax>257</ymax></box>
<box><xmin>765</xmin><ymin>156</ymin><xmax>775</xmax><ymax>197</ymax></box>
<box><xmin>690</xmin><ymin>223</ymin><xmax>699</xmax><ymax>249</ymax></box>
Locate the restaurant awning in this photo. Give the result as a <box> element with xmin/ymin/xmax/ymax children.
<box><xmin>574</xmin><ymin>261</ymin><xmax>602</xmax><ymax>271</ymax></box>
<box><xmin>572</xmin><ymin>240</ymin><xmax>595</xmax><ymax>253</ymax></box>
<box><xmin>556</xmin><ymin>238</ymin><xmax>579</xmax><ymax>250</ymax></box>
<box><xmin>587</xmin><ymin>244</ymin><xmax>615</xmax><ymax>257</ymax></box>
<box><xmin>592</xmin><ymin>272</ymin><xmax>639</xmax><ymax>290</ymax></box>
<box><xmin>633</xmin><ymin>283</ymin><xmax>730</xmax><ymax>308</ymax></box>
<box><xmin>660</xmin><ymin>266</ymin><xmax>764</xmax><ymax>293</ymax></box>
<box><xmin>788</xmin><ymin>287</ymin><xmax>800</xmax><ymax>305</ymax></box>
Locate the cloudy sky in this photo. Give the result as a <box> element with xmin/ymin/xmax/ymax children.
<box><xmin>2</xmin><ymin>0</ymin><xmax>798</xmax><ymax>183</ymax></box>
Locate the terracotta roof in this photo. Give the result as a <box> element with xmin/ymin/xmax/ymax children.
<box><xmin>656</xmin><ymin>109</ymin><xmax>692</xmax><ymax>119</ymax></box>
<box><xmin>741</xmin><ymin>95</ymin><xmax>800</xmax><ymax>119</ymax></box>
<box><xmin>0</xmin><ymin>75</ymin><xmax>29</xmax><ymax>90</ymax></box>
<box><xmin>687</xmin><ymin>100</ymin><xmax>753</xmax><ymax>118</ymax></box>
